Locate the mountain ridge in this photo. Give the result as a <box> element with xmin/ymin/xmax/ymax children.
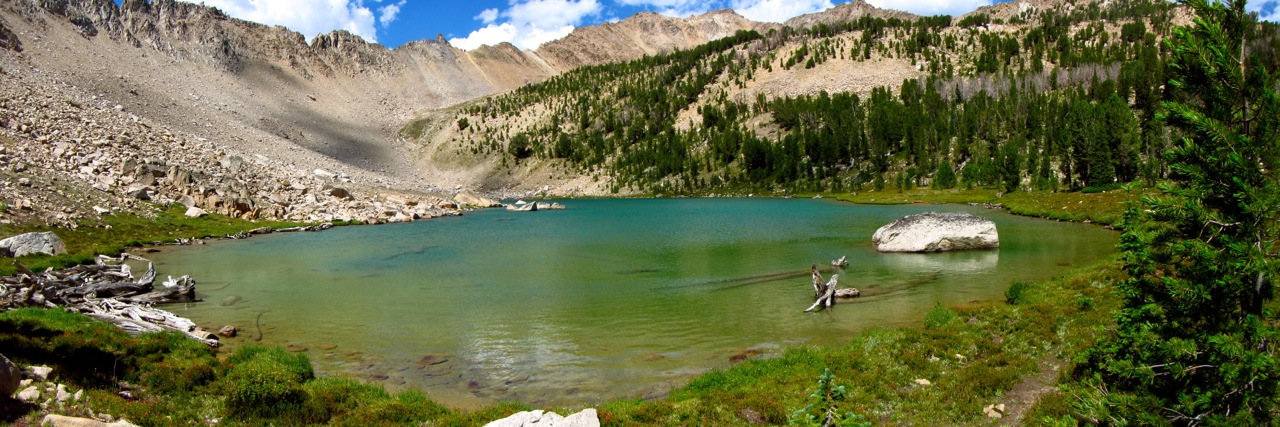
<box><xmin>0</xmin><ymin>0</ymin><xmax>782</xmax><ymax>224</ymax></box>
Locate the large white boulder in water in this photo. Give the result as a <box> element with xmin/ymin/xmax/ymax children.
<box><xmin>0</xmin><ymin>231</ymin><xmax>67</xmax><ymax>257</ymax></box>
<box><xmin>872</xmin><ymin>212</ymin><xmax>999</xmax><ymax>252</ymax></box>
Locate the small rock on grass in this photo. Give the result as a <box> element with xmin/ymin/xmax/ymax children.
<box><xmin>29</xmin><ymin>365</ymin><xmax>53</xmax><ymax>380</ymax></box>
<box><xmin>17</xmin><ymin>385</ymin><xmax>40</xmax><ymax>402</ymax></box>
<box><xmin>983</xmin><ymin>403</ymin><xmax>1006</xmax><ymax>418</ymax></box>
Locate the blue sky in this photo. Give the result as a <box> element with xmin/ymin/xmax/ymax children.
<box><xmin>114</xmin><ymin>1</ymin><xmax>1280</xmax><ymax>51</ymax></box>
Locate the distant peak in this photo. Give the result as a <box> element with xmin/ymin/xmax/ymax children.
<box><xmin>311</xmin><ymin>30</ymin><xmax>370</xmax><ymax>49</ymax></box>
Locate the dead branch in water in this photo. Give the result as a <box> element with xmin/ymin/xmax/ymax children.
<box><xmin>0</xmin><ymin>254</ymin><xmax>218</xmax><ymax>346</ymax></box>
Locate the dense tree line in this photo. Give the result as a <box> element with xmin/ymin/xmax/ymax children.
<box><xmin>441</xmin><ymin>0</ymin><xmax>1203</xmax><ymax>195</ymax></box>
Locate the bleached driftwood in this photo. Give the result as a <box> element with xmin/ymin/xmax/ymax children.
<box><xmin>811</xmin><ymin>264</ymin><xmax>825</xmax><ymax>298</ymax></box>
<box><xmin>0</xmin><ymin>254</ymin><xmax>217</xmax><ymax>346</ymax></box>
<box><xmin>806</xmin><ymin>263</ymin><xmax>861</xmax><ymax>312</ymax></box>
<box><xmin>806</xmin><ymin>275</ymin><xmax>840</xmax><ymax>312</ymax></box>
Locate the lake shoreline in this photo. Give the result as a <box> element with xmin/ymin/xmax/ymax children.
<box><xmin>142</xmin><ymin>197</ymin><xmax>1118</xmax><ymax>409</ymax></box>
<box><xmin>0</xmin><ymin>189</ymin><xmax>1130</xmax><ymax>425</ymax></box>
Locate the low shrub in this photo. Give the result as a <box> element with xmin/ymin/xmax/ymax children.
<box><xmin>1005</xmin><ymin>281</ymin><xmax>1031</xmax><ymax>305</ymax></box>
<box><xmin>224</xmin><ymin>345</ymin><xmax>313</xmax><ymax>382</ymax></box>
<box><xmin>328</xmin><ymin>390</ymin><xmax>450</xmax><ymax>427</ymax></box>
<box><xmin>923</xmin><ymin>303</ymin><xmax>957</xmax><ymax>330</ymax></box>
<box><xmin>221</xmin><ymin>346</ymin><xmax>314</xmax><ymax>420</ymax></box>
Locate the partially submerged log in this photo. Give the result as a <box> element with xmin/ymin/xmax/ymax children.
<box><xmin>806</xmin><ymin>263</ymin><xmax>859</xmax><ymax>312</ymax></box>
<box><xmin>0</xmin><ymin>254</ymin><xmax>218</xmax><ymax>347</ymax></box>
<box><xmin>806</xmin><ymin>274</ymin><xmax>840</xmax><ymax>312</ymax></box>
<box><xmin>811</xmin><ymin>264</ymin><xmax>825</xmax><ymax>298</ymax></box>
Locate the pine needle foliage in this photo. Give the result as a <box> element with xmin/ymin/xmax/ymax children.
<box><xmin>1078</xmin><ymin>0</ymin><xmax>1280</xmax><ymax>424</ymax></box>
<box><xmin>788</xmin><ymin>369</ymin><xmax>871</xmax><ymax>427</ymax></box>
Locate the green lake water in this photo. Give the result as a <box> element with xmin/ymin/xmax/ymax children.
<box><xmin>150</xmin><ymin>198</ymin><xmax>1118</xmax><ymax>407</ymax></box>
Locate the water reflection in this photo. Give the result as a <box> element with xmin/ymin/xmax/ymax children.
<box><xmin>879</xmin><ymin>249</ymin><xmax>999</xmax><ymax>275</ymax></box>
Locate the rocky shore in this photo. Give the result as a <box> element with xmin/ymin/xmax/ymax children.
<box><xmin>0</xmin><ymin>57</ymin><xmax>464</xmax><ymax>228</ymax></box>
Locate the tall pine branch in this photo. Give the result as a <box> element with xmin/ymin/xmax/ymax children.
<box><xmin>1079</xmin><ymin>0</ymin><xmax>1280</xmax><ymax>424</ymax></box>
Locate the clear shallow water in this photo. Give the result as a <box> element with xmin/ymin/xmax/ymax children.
<box><xmin>151</xmin><ymin>198</ymin><xmax>1117</xmax><ymax>407</ymax></box>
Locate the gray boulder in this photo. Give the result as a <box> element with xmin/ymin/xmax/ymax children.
<box><xmin>0</xmin><ymin>231</ymin><xmax>68</xmax><ymax>257</ymax></box>
<box><xmin>872</xmin><ymin>212</ymin><xmax>999</xmax><ymax>252</ymax></box>
<box><xmin>219</xmin><ymin>155</ymin><xmax>244</xmax><ymax>173</ymax></box>
<box><xmin>0</xmin><ymin>353</ymin><xmax>20</xmax><ymax>397</ymax></box>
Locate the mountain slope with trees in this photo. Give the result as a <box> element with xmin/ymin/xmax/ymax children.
<box><xmin>408</xmin><ymin>0</ymin><xmax>1227</xmax><ymax>198</ymax></box>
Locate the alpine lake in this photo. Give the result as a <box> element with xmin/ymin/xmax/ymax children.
<box><xmin>148</xmin><ymin>198</ymin><xmax>1118</xmax><ymax>408</ymax></box>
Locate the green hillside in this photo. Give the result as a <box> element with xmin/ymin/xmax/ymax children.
<box><xmin>405</xmin><ymin>0</ymin><xmax>1245</xmax><ymax>197</ymax></box>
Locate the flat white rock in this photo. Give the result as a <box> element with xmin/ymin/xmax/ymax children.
<box><xmin>872</xmin><ymin>212</ymin><xmax>999</xmax><ymax>252</ymax></box>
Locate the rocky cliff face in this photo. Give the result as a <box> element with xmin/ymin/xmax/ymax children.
<box><xmin>784</xmin><ymin>0</ymin><xmax>917</xmax><ymax>28</ymax></box>
<box><xmin>537</xmin><ymin>10</ymin><xmax>772</xmax><ymax>70</ymax></box>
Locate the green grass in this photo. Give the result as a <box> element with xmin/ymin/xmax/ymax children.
<box><xmin>0</xmin><ymin>258</ymin><xmax>1128</xmax><ymax>426</ymax></box>
<box><xmin>0</xmin><ymin>203</ymin><xmax>305</xmax><ymax>276</ymax></box>
<box><xmin>825</xmin><ymin>187</ymin><xmax>1145</xmax><ymax>227</ymax></box>
<box><xmin>595</xmin><ymin>260</ymin><xmax>1124</xmax><ymax>425</ymax></box>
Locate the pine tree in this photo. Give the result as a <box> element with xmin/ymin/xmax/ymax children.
<box><xmin>1080</xmin><ymin>0</ymin><xmax>1280</xmax><ymax>423</ymax></box>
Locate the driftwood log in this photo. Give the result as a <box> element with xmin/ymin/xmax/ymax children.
<box><xmin>158</xmin><ymin>223</ymin><xmax>333</xmax><ymax>245</ymax></box>
<box><xmin>805</xmin><ymin>264</ymin><xmax>859</xmax><ymax>312</ymax></box>
<box><xmin>0</xmin><ymin>254</ymin><xmax>218</xmax><ymax>346</ymax></box>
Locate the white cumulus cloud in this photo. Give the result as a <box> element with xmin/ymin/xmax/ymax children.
<box><xmin>379</xmin><ymin>0</ymin><xmax>407</xmax><ymax>28</ymax></box>
<box><xmin>450</xmin><ymin>0</ymin><xmax>602</xmax><ymax>50</ymax></box>
<box><xmin>866</xmin><ymin>0</ymin><xmax>994</xmax><ymax>17</ymax></box>
<box><xmin>198</xmin><ymin>0</ymin><xmax>383</xmax><ymax>43</ymax></box>
<box><xmin>1250</xmin><ymin>0</ymin><xmax>1280</xmax><ymax>22</ymax></box>
<box><xmin>477</xmin><ymin>8</ymin><xmax>501</xmax><ymax>24</ymax></box>
<box><xmin>730</xmin><ymin>0</ymin><xmax>834</xmax><ymax>23</ymax></box>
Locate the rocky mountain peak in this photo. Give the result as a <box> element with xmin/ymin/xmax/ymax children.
<box><xmin>311</xmin><ymin>29</ymin><xmax>369</xmax><ymax>49</ymax></box>
<box><xmin>534</xmin><ymin>8</ymin><xmax>768</xmax><ymax>70</ymax></box>
<box><xmin>784</xmin><ymin>0</ymin><xmax>917</xmax><ymax>28</ymax></box>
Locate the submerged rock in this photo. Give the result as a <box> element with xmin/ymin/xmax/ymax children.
<box><xmin>871</xmin><ymin>212</ymin><xmax>999</xmax><ymax>253</ymax></box>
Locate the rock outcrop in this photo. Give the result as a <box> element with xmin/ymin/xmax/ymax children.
<box><xmin>537</xmin><ymin>10</ymin><xmax>770</xmax><ymax>70</ymax></box>
<box><xmin>784</xmin><ymin>0</ymin><xmax>918</xmax><ymax>28</ymax></box>
<box><xmin>454</xmin><ymin>193</ymin><xmax>501</xmax><ymax>208</ymax></box>
<box><xmin>484</xmin><ymin>409</ymin><xmax>600</xmax><ymax>427</ymax></box>
<box><xmin>0</xmin><ymin>353</ymin><xmax>20</xmax><ymax>397</ymax></box>
<box><xmin>871</xmin><ymin>212</ymin><xmax>999</xmax><ymax>252</ymax></box>
<box><xmin>0</xmin><ymin>232</ymin><xmax>67</xmax><ymax>257</ymax></box>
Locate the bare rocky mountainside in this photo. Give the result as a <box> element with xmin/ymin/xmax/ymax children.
<box><xmin>0</xmin><ymin>0</ymin><xmax>765</xmax><ymax>225</ymax></box>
